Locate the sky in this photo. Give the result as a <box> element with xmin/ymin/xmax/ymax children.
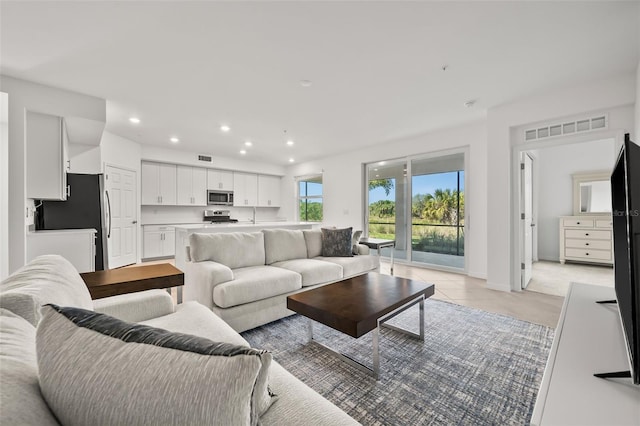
<box><xmin>369</xmin><ymin>171</ymin><xmax>464</xmax><ymax>204</ymax></box>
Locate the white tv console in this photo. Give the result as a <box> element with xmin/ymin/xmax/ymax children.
<box><xmin>531</xmin><ymin>283</ymin><xmax>640</xmax><ymax>425</ymax></box>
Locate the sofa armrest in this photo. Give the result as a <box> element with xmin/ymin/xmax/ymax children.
<box><xmin>357</xmin><ymin>244</ymin><xmax>371</xmax><ymax>255</ymax></box>
<box><xmin>184</xmin><ymin>261</ymin><xmax>234</xmax><ymax>309</ymax></box>
<box><xmin>93</xmin><ymin>289</ymin><xmax>175</xmax><ymax>322</ymax></box>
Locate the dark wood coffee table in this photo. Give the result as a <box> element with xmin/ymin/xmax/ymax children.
<box><xmin>287</xmin><ymin>272</ymin><xmax>434</xmax><ymax>379</ymax></box>
<box><xmin>81</xmin><ymin>263</ymin><xmax>184</xmax><ymax>303</ymax></box>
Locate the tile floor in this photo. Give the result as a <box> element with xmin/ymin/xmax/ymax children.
<box><xmin>379</xmin><ymin>261</ymin><xmax>565</xmax><ymax>328</ymax></box>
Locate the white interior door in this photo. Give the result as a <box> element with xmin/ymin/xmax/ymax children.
<box><xmin>105</xmin><ymin>165</ymin><xmax>137</xmax><ymax>268</ymax></box>
<box><xmin>521</xmin><ymin>153</ymin><xmax>534</xmax><ymax>288</ymax></box>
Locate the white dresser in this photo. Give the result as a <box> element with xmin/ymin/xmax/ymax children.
<box><xmin>559</xmin><ymin>215</ymin><xmax>613</xmax><ymax>265</ymax></box>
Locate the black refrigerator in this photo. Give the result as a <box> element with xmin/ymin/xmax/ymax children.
<box><xmin>35</xmin><ymin>173</ymin><xmax>108</xmax><ymax>270</ymax></box>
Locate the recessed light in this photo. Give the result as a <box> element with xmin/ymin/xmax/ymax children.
<box><xmin>286</xmin><ymin>140</ymin><xmax>294</xmax><ymax>146</ymax></box>
<box><xmin>300</xmin><ymin>80</ymin><xmax>312</xmax><ymax>87</ymax></box>
<box><xmin>129</xmin><ymin>117</ymin><xmax>140</xmax><ymax>124</ymax></box>
<box><xmin>240</xmin><ymin>150</ymin><xmax>247</xmax><ymax>155</ymax></box>
<box><xmin>374</xmin><ymin>168</ymin><xmax>378</xmax><ymax>171</ymax></box>
<box><xmin>170</xmin><ymin>137</ymin><xmax>179</xmax><ymax>143</ymax></box>
<box><xmin>289</xmin><ymin>158</ymin><xmax>295</xmax><ymax>163</ymax></box>
<box><xmin>220</xmin><ymin>125</ymin><xmax>231</xmax><ymax>132</ymax></box>
<box><xmin>379</xmin><ymin>161</ymin><xmax>386</xmax><ymax>166</ymax></box>
<box><xmin>376</xmin><ymin>174</ymin><xmax>380</xmax><ymax>177</ymax></box>
<box><xmin>244</xmin><ymin>141</ymin><xmax>253</xmax><ymax>147</ymax></box>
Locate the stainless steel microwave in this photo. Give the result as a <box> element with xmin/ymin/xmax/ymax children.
<box><xmin>207</xmin><ymin>190</ymin><xmax>234</xmax><ymax>206</ymax></box>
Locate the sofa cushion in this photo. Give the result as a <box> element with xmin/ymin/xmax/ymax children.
<box><xmin>303</xmin><ymin>229</ymin><xmax>323</xmax><ymax>258</ymax></box>
<box><xmin>272</xmin><ymin>259</ymin><xmax>343</xmax><ymax>287</ymax></box>
<box><xmin>0</xmin><ymin>309</ymin><xmax>59</xmax><ymax>426</ymax></box>
<box><xmin>0</xmin><ymin>254</ymin><xmax>93</xmax><ymax>326</ymax></box>
<box><xmin>189</xmin><ymin>232</ymin><xmax>265</xmax><ymax>268</ymax></box>
<box><xmin>142</xmin><ymin>301</ymin><xmax>276</xmax><ymax>416</ymax></box>
<box><xmin>213</xmin><ymin>266</ymin><xmax>302</xmax><ymax>308</ymax></box>
<box><xmin>321</xmin><ymin>227</ymin><xmax>354</xmax><ymax>257</ymax></box>
<box><xmin>263</xmin><ymin>229</ymin><xmax>308</xmax><ymax>264</ymax></box>
<box><xmin>37</xmin><ymin>304</ymin><xmax>274</xmax><ymax>426</ymax></box>
<box><xmin>316</xmin><ymin>254</ymin><xmax>380</xmax><ymax>278</ymax></box>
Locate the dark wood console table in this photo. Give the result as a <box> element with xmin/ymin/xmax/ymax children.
<box><xmin>81</xmin><ymin>263</ymin><xmax>184</xmax><ymax>303</ymax></box>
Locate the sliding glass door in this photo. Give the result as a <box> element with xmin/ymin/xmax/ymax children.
<box><xmin>411</xmin><ymin>154</ymin><xmax>464</xmax><ymax>269</ymax></box>
<box><xmin>366</xmin><ymin>151</ymin><xmax>466</xmax><ymax>270</ymax></box>
<box><xmin>367</xmin><ymin>160</ymin><xmax>408</xmax><ymax>260</ymax></box>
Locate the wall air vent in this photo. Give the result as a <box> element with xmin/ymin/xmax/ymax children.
<box><xmin>198</xmin><ymin>155</ymin><xmax>212</xmax><ymax>162</ymax></box>
<box><xmin>524</xmin><ymin>114</ymin><xmax>608</xmax><ymax>142</ymax></box>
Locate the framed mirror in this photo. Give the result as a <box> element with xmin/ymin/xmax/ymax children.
<box><xmin>572</xmin><ymin>171</ymin><xmax>612</xmax><ymax>215</ymax></box>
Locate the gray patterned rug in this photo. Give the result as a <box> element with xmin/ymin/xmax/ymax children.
<box><xmin>241</xmin><ymin>299</ymin><xmax>554</xmax><ymax>426</ymax></box>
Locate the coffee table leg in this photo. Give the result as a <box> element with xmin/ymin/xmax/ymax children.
<box><xmin>307</xmin><ymin>319</ymin><xmax>313</xmax><ymax>341</ymax></box>
<box><xmin>177</xmin><ymin>286</ymin><xmax>183</xmax><ymax>304</ymax></box>
<box><xmin>372</xmin><ymin>327</ymin><xmax>380</xmax><ymax>380</ymax></box>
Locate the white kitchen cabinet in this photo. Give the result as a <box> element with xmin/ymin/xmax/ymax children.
<box><xmin>143</xmin><ymin>225</ymin><xmax>175</xmax><ymax>259</ymax></box>
<box><xmin>26</xmin><ymin>111</ymin><xmax>70</xmax><ymax>200</ymax></box>
<box><xmin>176</xmin><ymin>165</ymin><xmax>207</xmax><ymax>206</ymax></box>
<box><xmin>141</xmin><ymin>162</ymin><xmax>177</xmax><ymax>205</ymax></box>
<box><xmin>207</xmin><ymin>169</ymin><xmax>234</xmax><ymax>191</ymax></box>
<box><xmin>258</xmin><ymin>175</ymin><xmax>281</xmax><ymax>207</ymax></box>
<box><xmin>233</xmin><ymin>172</ymin><xmax>258</xmax><ymax>207</ymax></box>
<box><xmin>27</xmin><ymin>229</ymin><xmax>96</xmax><ymax>273</ymax></box>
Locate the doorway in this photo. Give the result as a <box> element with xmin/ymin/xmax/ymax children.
<box><xmin>105</xmin><ymin>165</ymin><xmax>137</xmax><ymax>268</ymax></box>
<box><xmin>515</xmin><ymin>139</ymin><xmax>616</xmax><ymax>295</ymax></box>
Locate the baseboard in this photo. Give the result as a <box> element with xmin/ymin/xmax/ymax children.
<box><xmin>467</xmin><ymin>270</ymin><xmax>487</xmax><ymax>280</ymax></box>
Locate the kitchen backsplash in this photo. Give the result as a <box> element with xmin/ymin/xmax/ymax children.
<box><xmin>141</xmin><ymin>205</ymin><xmax>284</xmax><ymax>225</ymax></box>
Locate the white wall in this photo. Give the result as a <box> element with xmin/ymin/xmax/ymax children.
<box><xmin>0</xmin><ymin>92</ymin><xmax>8</xmax><ymax>280</ymax></box>
<box><xmin>487</xmin><ymin>73</ymin><xmax>636</xmax><ymax>291</ymax></box>
<box><xmin>535</xmin><ymin>138</ymin><xmax>617</xmax><ymax>261</ymax></box>
<box><xmin>0</xmin><ymin>75</ymin><xmax>106</xmax><ymax>274</ymax></box>
<box><xmin>68</xmin><ymin>143</ymin><xmax>101</xmax><ymax>174</ymax></box>
<box><xmin>281</xmin><ymin>121</ymin><xmax>488</xmax><ymax>279</ymax></box>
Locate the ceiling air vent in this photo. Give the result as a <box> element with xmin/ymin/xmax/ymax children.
<box><xmin>198</xmin><ymin>155</ymin><xmax>212</xmax><ymax>162</ymax></box>
<box><xmin>524</xmin><ymin>114</ymin><xmax>607</xmax><ymax>142</ymax></box>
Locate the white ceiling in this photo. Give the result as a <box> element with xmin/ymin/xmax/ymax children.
<box><xmin>1</xmin><ymin>1</ymin><xmax>638</xmax><ymax>165</ymax></box>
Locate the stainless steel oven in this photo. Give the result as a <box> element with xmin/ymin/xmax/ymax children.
<box><xmin>207</xmin><ymin>190</ymin><xmax>234</xmax><ymax>206</ymax></box>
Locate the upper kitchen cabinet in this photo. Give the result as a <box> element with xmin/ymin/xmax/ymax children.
<box><xmin>141</xmin><ymin>162</ymin><xmax>177</xmax><ymax>205</ymax></box>
<box><xmin>258</xmin><ymin>175</ymin><xmax>281</xmax><ymax>207</ymax></box>
<box><xmin>177</xmin><ymin>165</ymin><xmax>207</xmax><ymax>206</ymax></box>
<box><xmin>207</xmin><ymin>169</ymin><xmax>234</xmax><ymax>191</ymax></box>
<box><xmin>233</xmin><ymin>172</ymin><xmax>258</xmax><ymax>207</ymax></box>
<box><xmin>26</xmin><ymin>111</ymin><xmax>69</xmax><ymax>200</ymax></box>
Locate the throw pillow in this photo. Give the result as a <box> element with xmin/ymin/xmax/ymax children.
<box><xmin>36</xmin><ymin>305</ymin><xmax>275</xmax><ymax>426</ymax></box>
<box><xmin>321</xmin><ymin>227</ymin><xmax>354</xmax><ymax>257</ymax></box>
<box><xmin>352</xmin><ymin>230</ymin><xmax>363</xmax><ymax>255</ymax></box>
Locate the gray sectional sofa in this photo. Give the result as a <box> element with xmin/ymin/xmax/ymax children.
<box><xmin>0</xmin><ymin>255</ymin><xmax>358</xmax><ymax>425</ymax></box>
<box><xmin>184</xmin><ymin>228</ymin><xmax>380</xmax><ymax>332</ymax></box>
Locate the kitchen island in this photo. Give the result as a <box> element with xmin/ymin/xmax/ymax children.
<box><xmin>173</xmin><ymin>222</ymin><xmax>318</xmax><ymax>270</ymax></box>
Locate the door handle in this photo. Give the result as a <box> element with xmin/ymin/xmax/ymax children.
<box><xmin>132</xmin><ymin>220</ymin><xmax>138</xmax><ymax>224</ymax></box>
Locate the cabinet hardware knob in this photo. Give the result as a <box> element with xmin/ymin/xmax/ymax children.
<box><xmin>585</xmin><ymin>252</ymin><xmax>589</xmax><ymax>255</ymax></box>
<box><xmin>577</xmin><ymin>222</ymin><xmax>580</xmax><ymax>224</ymax></box>
<box><xmin>585</xmin><ymin>233</ymin><xmax>589</xmax><ymax>236</ymax></box>
<box><xmin>585</xmin><ymin>243</ymin><xmax>589</xmax><ymax>246</ymax></box>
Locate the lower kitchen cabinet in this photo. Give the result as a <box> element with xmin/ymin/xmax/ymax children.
<box><xmin>143</xmin><ymin>225</ymin><xmax>175</xmax><ymax>259</ymax></box>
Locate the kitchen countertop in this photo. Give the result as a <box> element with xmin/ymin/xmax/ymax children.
<box><xmin>28</xmin><ymin>229</ymin><xmax>97</xmax><ymax>235</ymax></box>
<box><xmin>173</xmin><ymin>221</ymin><xmax>316</xmax><ymax>230</ymax></box>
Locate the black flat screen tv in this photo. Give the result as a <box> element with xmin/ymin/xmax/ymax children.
<box><xmin>606</xmin><ymin>133</ymin><xmax>640</xmax><ymax>385</ymax></box>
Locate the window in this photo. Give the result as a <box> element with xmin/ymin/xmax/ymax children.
<box><xmin>298</xmin><ymin>175</ymin><xmax>323</xmax><ymax>222</ymax></box>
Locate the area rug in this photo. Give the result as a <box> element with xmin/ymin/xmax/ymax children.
<box><xmin>241</xmin><ymin>299</ymin><xmax>554</xmax><ymax>426</ymax></box>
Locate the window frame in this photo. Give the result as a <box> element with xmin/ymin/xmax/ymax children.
<box><xmin>297</xmin><ymin>174</ymin><xmax>323</xmax><ymax>222</ymax></box>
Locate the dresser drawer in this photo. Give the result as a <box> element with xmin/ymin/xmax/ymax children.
<box><xmin>565</xmin><ymin>248</ymin><xmax>612</xmax><ymax>261</ymax></box>
<box><xmin>595</xmin><ymin>219</ymin><xmax>613</xmax><ymax>228</ymax></box>
<box><xmin>565</xmin><ymin>239</ymin><xmax>611</xmax><ymax>250</ymax></box>
<box><xmin>563</xmin><ymin>219</ymin><xmax>594</xmax><ymax>227</ymax></box>
<box><xmin>564</xmin><ymin>229</ymin><xmax>611</xmax><ymax>240</ymax></box>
